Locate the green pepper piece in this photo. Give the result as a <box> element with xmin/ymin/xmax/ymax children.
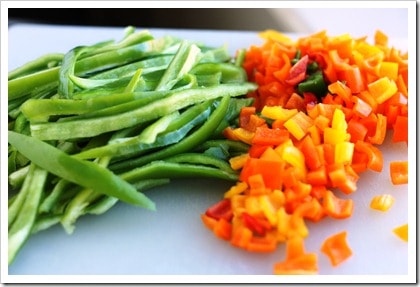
<box><xmin>190</xmin><ymin>62</ymin><xmax>247</xmax><ymax>84</ymax></box>
<box><xmin>121</xmin><ymin>160</ymin><xmax>238</xmax><ymax>183</ymax></box>
<box><xmin>38</xmin><ymin>179</ymin><xmax>72</xmax><ymax>214</ymax></box>
<box><xmin>20</xmin><ymin>89</ymin><xmax>172</xmax><ymax>122</ymax></box>
<box><xmin>31</xmin><ymin>214</ymin><xmax>62</xmax><ymax>234</ymax></box>
<box><xmin>194</xmin><ymin>139</ymin><xmax>250</xmax><ymax>156</ymax></box>
<box><xmin>234</xmin><ymin>49</ymin><xmax>247</xmax><ymax>67</ymax></box>
<box><xmin>89</xmin><ymin>55</ymin><xmax>173</xmax><ymax>80</ymax></box>
<box><xmin>8</xmin><ymin>131</ymin><xmax>155</xmax><ymax>210</ymax></box>
<box><xmin>297</xmin><ymin>71</ymin><xmax>328</xmax><ymax>99</ymax></box>
<box><xmin>8</xmin><ymin>67</ymin><xmax>60</xmax><ymax>101</ymax></box>
<box><xmin>59</xmin><ymin>46</ymin><xmax>91</xmax><ymax>98</ymax></box>
<box><xmin>291</xmin><ymin>49</ymin><xmax>302</xmax><ymax>65</ymax></box>
<box><xmin>165</xmin><ymin>153</ymin><xmax>234</xmax><ymax>174</ymax></box>
<box><xmin>306</xmin><ymin>61</ymin><xmax>319</xmax><ymax>74</ymax></box>
<box><xmin>198</xmin><ymin>44</ymin><xmax>230</xmax><ymax>63</ymax></box>
<box><xmin>155</xmin><ymin>40</ymin><xmax>201</xmax><ymax>91</ymax></box>
<box><xmin>60</xmin><ymin>156</ymin><xmax>112</xmax><ymax>234</ymax></box>
<box><xmin>9</xmin><ymin>163</ymin><xmax>48</xmax><ymax>265</ymax></box>
<box><xmin>8</xmin><ymin>53</ymin><xmax>64</xmax><ymax>80</ymax></box>
<box><xmin>81</xmin><ymin>28</ymin><xmax>152</xmax><ymax>57</ymax></box>
<box><xmin>8</xmin><ymin>165</ymin><xmax>30</xmax><ymax>189</ymax></box>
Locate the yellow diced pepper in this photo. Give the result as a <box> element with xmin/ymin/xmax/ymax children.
<box><xmin>230</xmin><ymin>195</ymin><xmax>246</xmax><ymax>217</ymax></box>
<box><xmin>259</xmin><ymin>29</ymin><xmax>295</xmax><ymax>45</ymax></box>
<box><xmin>368</xmin><ymin>77</ymin><xmax>398</xmax><ymax>104</ymax></box>
<box><xmin>328</xmin><ymin>33</ymin><xmax>354</xmax><ymax>59</ymax></box>
<box><xmin>229</xmin><ymin>153</ymin><xmax>250</xmax><ymax>170</ymax></box>
<box><xmin>379</xmin><ymin>61</ymin><xmax>398</xmax><ymax>81</ymax></box>
<box><xmin>274</xmin><ymin>139</ymin><xmax>294</xmax><ymax>157</ymax></box>
<box><xmin>276</xmin><ymin>207</ymin><xmax>291</xmax><ymax>242</ymax></box>
<box><xmin>331</xmin><ymin>108</ymin><xmax>347</xmax><ymax>131</ymax></box>
<box><xmin>261</xmin><ymin>106</ymin><xmax>298</xmax><ymax>122</ymax></box>
<box><xmin>324</xmin><ymin>128</ymin><xmax>350</xmax><ymax>145</ymax></box>
<box><xmin>284</xmin><ymin>111</ymin><xmax>314</xmax><ymax>141</ymax></box>
<box><xmin>393</xmin><ymin>224</ymin><xmax>408</xmax><ymax>242</ymax></box>
<box><xmin>355</xmin><ymin>41</ymin><xmax>384</xmax><ymax>59</ymax></box>
<box><xmin>270</xmin><ymin>189</ymin><xmax>286</xmax><ymax>209</ymax></box>
<box><xmin>335</xmin><ymin>142</ymin><xmax>354</xmax><ymax>164</ymax></box>
<box><xmin>374</xmin><ymin>30</ymin><xmax>388</xmax><ymax>46</ymax></box>
<box><xmin>281</xmin><ymin>145</ymin><xmax>307</xmax><ymax>180</ymax></box>
<box><xmin>231</xmin><ymin>127</ymin><xmax>255</xmax><ymax>145</ymax></box>
<box><xmin>224</xmin><ymin>181</ymin><xmax>248</xmax><ymax>198</ymax></box>
<box><xmin>245</xmin><ymin>196</ymin><xmax>263</xmax><ymax>217</ymax></box>
<box><xmin>370</xmin><ymin>194</ymin><xmax>395</xmax><ymax>212</ymax></box>
<box><xmin>288</xmin><ymin>214</ymin><xmax>309</xmax><ymax>239</ymax></box>
<box><xmin>259</xmin><ymin>195</ymin><xmax>278</xmax><ymax>226</ymax></box>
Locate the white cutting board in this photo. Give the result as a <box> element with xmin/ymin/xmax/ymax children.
<box><xmin>5</xmin><ymin>24</ymin><xmax>411</xmax><ymax>282</ymax></box>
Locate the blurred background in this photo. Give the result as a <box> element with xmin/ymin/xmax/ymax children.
<box><xmin>8</xmin><ymin>8</ymin><xmax>408</xmax><ymax>39</ymax></box>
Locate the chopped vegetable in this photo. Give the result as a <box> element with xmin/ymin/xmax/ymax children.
<box><xmin>205</xmin><ymin>198</ymin><xmax>233</xmax><ymax>221</ymax></box>
<box><xmin>202</xmin><ymin>29</ymin><xmax>408</xmax><ymax>275</ymax></box>
<box><xmin>370</xmin><ymin>194</ymin><xmax>395</xmax><ymax>212</ymax></box>
<box><xmin>390</xmin><ymin>161</ymin><xmax>408</xmax><ymax>185</ymax></box>
<box><xmin>320</xmin><ymin>231</ymin><xmax>353</xmax><ymax>267</ymax></box>
<box><xmin>8</xmin><ymin>130</ymin><xmax>156</xmax><ymax>210</ymax></box>
<box><xmin>8</xmin><ymin>163</ymin><xmax>48</xmax><ymax>265</ymax></box>
<box><xmin>392</xmin><ymin>115</ymin><xmax>408</xmax><ymax>144</ymax></box>
<box><xmin>393</xmin><ymin>224</ymin><xmax>408</xmax><ymax>242</ymax></box>
<box><xmin>274</xmin><ymin>236</ymin><xmax>318</xmax><ymax>274</ymax></box>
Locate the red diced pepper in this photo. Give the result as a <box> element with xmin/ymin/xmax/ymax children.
<box><xmin>242</xmin><ymin>212</ymin><xmax>267</xmax><ymax>236</ymax></box>
<box><xmin>205</xmin><ymin>198</ymin><xmax>233</xmax><ymax>221</ymax></box>
<box><xmin>285</xmin><ymin>55</ymin><xmax>309</xmax><ymax>86</ymax></box>
<box><xmin>252</xmin><ymin>126</ymin><xmax>290</xmax><ymax>146</ymax></box>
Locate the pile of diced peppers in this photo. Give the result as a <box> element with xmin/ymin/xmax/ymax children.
<box><xmin>201</xmin><ymin>30</ymin><xmax>408</xmax><ymax>274</ymax></box>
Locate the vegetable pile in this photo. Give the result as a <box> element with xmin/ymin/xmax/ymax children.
<box><xmin>201</xmin><ymin>30</ymin><xmax>408</xmax><ymax>274</ymax></box>
<box><xmin>8</xmin><ymin>27</ymin><xmax>257</xmax><ymax>265</ymax></box>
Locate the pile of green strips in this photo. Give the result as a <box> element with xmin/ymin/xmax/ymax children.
<box><xmin>8</xmin><ymin>27</ymin><xmax>257</xmax><ymax>264</ymax></box>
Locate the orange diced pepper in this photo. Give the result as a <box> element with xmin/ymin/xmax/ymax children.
<box><xmin>273</xmin><ymin>236</ymin><xmax>318</xmax><ymax>274</ymax></box>
<box><xmin>392</xmin><ymin>115</ymin><xmax>408</xmax><ymax>144</ymax></box>
<box><xmin>390</xmin><ymin>161</ymin><xmax>408</xmax><ymax>185</ymax></box>
<box><xmin>248</xmin><ymin>173</ymin><xmax>269</xmax><ymax>196</ymax></box>
<box><xmin>322</xmin><ymin>190</ymin><xmax>354</xmax><ymax>219</ymax></box>
<box><xmin>213</xmin><ymin>218</ymin><xmax>232</xmax><ymax>241</ymax></box>
<box><xmin>230</xmin><ymin>226</ymin><xmax>253</xmax><ymax>249</ymax></box>
<box><xmin>321</xmin><ymin>231</ymin><xmax>353</xmax><ymax>267</ymax></box>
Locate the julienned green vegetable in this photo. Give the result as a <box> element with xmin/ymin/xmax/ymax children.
<box><xmin>8</xmin><ymin>163</ymin><xmax>48</xmax><ymax>265</ymax></box>
<box><xmin>29</xmin><ymin>83</ymin><xmax>256</xmax><ymax>140</ymax></box>
<box><xmin>8</xmin><ymin>130</ymin><xmax>155</xmax><ymax>210</ymax></box>
<box><xmin>7</xmin><ymin>27</ymin><xmax>257</xmax><ymax>265</ymax></box>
